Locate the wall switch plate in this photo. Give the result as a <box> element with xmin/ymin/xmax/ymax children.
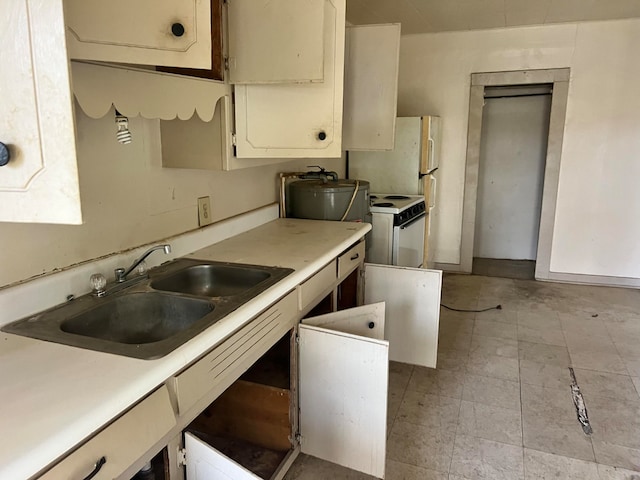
<box><xmin>197</xmin><ymin>196</ymin><xmax>213</xmax><ymax>227</ymax></box>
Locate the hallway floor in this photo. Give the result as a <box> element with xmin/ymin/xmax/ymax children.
<box><xmin>285</xmin><ymin>274</ymin><xmax>640</xmax><ymax>479</ymax></box>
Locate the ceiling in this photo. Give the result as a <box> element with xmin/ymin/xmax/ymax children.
<box><xmin>346</xmin><ymin>0</ymin><xmax>640</xmax><ymax>34</ymax></box>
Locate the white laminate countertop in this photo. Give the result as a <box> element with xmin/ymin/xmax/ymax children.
<box><xmin>0</xmin><ymin>218</ymin><xmax>370</xmax><ymax>480</ymax></box>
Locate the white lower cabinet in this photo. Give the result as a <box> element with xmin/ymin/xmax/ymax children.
<box><xmin>185</xmin><ymin>431</ymin><xmax>258</xmax><ymax>480</ymax></box>
<box><xmin>183</xmin><ymin>302</ymin><xmax>388</xmax><ymax>479</ymax></box>
<box><xmin>363</xmin><ymin>263</ymin><xmax>442</xmax><ymax>368</ymax></box>
<box><xmin>179</xmin><ymin>261</ymin><xmax>442</xmax><ymax>479</ymax></box>
<box><xmin>40</xmin><ymin>386</ymin><xmax>176</xmax><ymax>480</ymax></box>
<box><xmin>299</xmin><ymin>304</ymin><xmax>388</xmax><ymax>478</ymax></box>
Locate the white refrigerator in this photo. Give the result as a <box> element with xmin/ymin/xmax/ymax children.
<box><xmin>348</xmin><ymin>116</ymin><xmax>441</xmax><ymax>265</ymax></box>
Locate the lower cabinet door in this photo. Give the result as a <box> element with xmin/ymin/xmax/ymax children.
<box><xmin>299</xmin><ymin>303</ymin><xmax>389</xmax><ymax>478</ymax></box>
<box><xmin>364</xmin><ymin>263</ymin><xmax>442</xmax><ymax>368</ymax></box>
<box><xmin>185</xmin><ymin>432</ymin><xmax>260</xmax><ymax>480</ymax></box>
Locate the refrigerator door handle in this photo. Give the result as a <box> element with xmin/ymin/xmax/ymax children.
<box><xmin>429</xmin><ymin>175</ymin><xmax>437</xmax><ymax>209</ymax></box>
<box><xmin>419</xmin><ymin>167</ymin><xmax>438</xmax><ymax>179</ymax></box>
<box><xmin>427</xmin><ymin>137</ymin><xmax>436</xmax><ymax>171</ymax></box>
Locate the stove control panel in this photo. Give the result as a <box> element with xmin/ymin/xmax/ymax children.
<box><xmin>393</xmin><ymin>201</ymin><xmax>426</xmax><ymax>226</ymax></box>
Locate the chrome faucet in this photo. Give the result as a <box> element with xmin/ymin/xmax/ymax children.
<box><xmin>115</xmin><ymin>244</ymin><xmax>172</xmax><ymax>283</ymax></box>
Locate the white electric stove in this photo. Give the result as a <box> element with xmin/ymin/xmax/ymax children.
<box><xmin>368</xmin><ymin>194</ymin><xmax>426</xmax><ymax>267</ymax></box>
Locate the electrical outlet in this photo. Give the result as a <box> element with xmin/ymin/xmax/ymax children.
<box><xmin>197</xmin><ymin>196</ymin><xmax>213</xmax><ymax>226</ymax></box>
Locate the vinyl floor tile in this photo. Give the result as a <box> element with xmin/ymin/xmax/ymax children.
<box><xmin>449</xmin><ymin>434</ymin><xmax>524</xmax><ymax>480</ymax></box>
<box><xmin>523</xmin><ymin>448</ymin><xmax>599</xmax><ymax>479</ymax></box>
<box><xmin>457</xmin><ymin>400</ymin><xmax>523</xmax><ymax>446</ymax></box>
<box><xmin>386</xmin><ymin>421</ymin><xmax>455</xmax><ymax>472</ymax></box>
<box><xmin>462</xmin><ymin>374</ymin><xmax>521</xmax><ymax>411</ymax></box>
<box><xmin>287</xmin><ymin>275</ymin><xmax>640</xmax><ymax>477</ymax></box>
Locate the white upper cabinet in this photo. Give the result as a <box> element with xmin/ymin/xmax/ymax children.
<box><xmin>227</xmin><ymin>0</ymin><xmax>325</xmax><ymax>84</ymax></box>
<box><xmin>64</xmin><ymin>0</ymin><xmax>212</xmax><ymax>69</ymax></box>
<box><xmin>343</xmin><ymin>24</ymin><xmax>401</xmax><ymax>151</ymax></box>
<box><xmin>232</xmin><ymin>0</ymin><xmax>346</xmax><ymax>158</ymax></box>
<box><xmin>0</xmin><ymin>0</ymin><xmax>82</xmax><ymax>224</ymax></box>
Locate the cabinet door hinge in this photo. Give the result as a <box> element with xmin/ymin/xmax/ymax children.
<box><xmin>223</xmin><ymin>55</ymin><xmax>230</xmax><ymax>71</ymax></box>
<box><xmin>295</xmin><ymin>432</ymin><xmax>302</xmax><ymax>445</ymax></box>
<box><xmin>231</xmin><ymin>133</ymin><xmax>237</xmax><ymax>146</ymax></box>
<box><xmin>295</xmin><ymin>334</ymin><xmax>300</xmax><ymax>345</ymax></box>
<box><xmin>177</xmin><ymin>447</ymin><xmax>187</xmax><ymax>467</ymax></box>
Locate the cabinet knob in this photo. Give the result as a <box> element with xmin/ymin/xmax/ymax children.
<box><xmin>317</xmin><ymin>131</ymin><xmax>327</xmax><ymax>141</ymax></box>
<box><xmin>368</xmin><ymin>322</ymin><xmax>375</xmax><ymax>329</ymax></box>
<box><xmin>0</xmin><ymin>142</ymin><xmax>10</xmax><ymax>166</ymax></box>
<box><xmin>171</xmin><ymin>23</ymin><xmax>186</xmax><ymax>37</ymax></box>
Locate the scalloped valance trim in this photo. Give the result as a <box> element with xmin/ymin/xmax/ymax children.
<box><xmin>71</xmin><ymin>61</ymin><xmax>232</xmax><ymax>122</ymax></box>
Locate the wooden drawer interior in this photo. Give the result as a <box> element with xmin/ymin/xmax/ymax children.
<box><xmin>186</xmin><ymin>331</ymin><xmax>294</xmax><ymax>479</ymax></box>
<box><xmin>337</xmin><ymin>268</ymin><xmax>359</xmax><ymax>311</ymax></box>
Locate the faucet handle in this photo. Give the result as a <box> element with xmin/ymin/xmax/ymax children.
<box><xmin>114</xmin><ymin>268</ymin><xmax>126</xmax><ymax>283</ymax></box>
<box><xmin>136</xmin><ymin>260</ymin><xmax>148</xmax><ymax>276</ymax></box>
<box><xmin>90</xmin><ymin>273</ymin><xmax>107</xmax><ymax>297</ymax></box>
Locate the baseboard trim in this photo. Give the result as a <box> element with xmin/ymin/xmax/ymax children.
<box><xmin>436</xmin><ymin>261</ymin><xmax>640</xmax><ymax>289</ymax></box>
<box><xmin>537</xmin><ymin>271</ymin><xmax>640</xmax><ymax>289</ymax></box>
<box><xmin>433</xmin><ymin>262</ymin><xmax>469</xmax><ymax>273</ymax></box>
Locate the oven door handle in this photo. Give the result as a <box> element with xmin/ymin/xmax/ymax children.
<box><xmin>399</xmin><ymin>212</ymin><xmax>426</xmax><ymax>229</ymax></box>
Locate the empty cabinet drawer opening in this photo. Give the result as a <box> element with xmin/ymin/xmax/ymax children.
<box><xmin>184</xmin><ymin>331</ymin><xmax>295</xmax><ymax>479</ymax></box>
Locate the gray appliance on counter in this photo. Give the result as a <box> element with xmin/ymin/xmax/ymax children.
<box><xmin>286</xmin><ymin>169</ymin><xmax>371</xmax><ymax>225</ymax></box>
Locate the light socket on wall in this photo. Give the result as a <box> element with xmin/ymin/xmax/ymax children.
<box><xmin>197</xmin><ymin>196</ymin><xmax>213</xmax><ymax>227</ymax></box>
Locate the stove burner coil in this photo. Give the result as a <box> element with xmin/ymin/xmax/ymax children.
<box><xmin>384</xmin><ymin>195</ymin><xmax>410</xmax><ymax>200</ymax></box>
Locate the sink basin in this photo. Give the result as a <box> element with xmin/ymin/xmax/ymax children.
<box><xmin>60</xmin><ymin>292</ymin><xmax>214</xmax><ymax>344</ymax></box>
<box><xmin>3</xmin><ymin>291</ymin><xmax>218</xmax><ymax>359</ymax></box>
<box><xmin>2</xmin><ymin>259</ymin><xmax>293</xmax><ymax>359</ymax></box>
<box><xmin>151</xmin><ymin>264</ymin><xmax>271</xmax><ymax>297</ymax></box>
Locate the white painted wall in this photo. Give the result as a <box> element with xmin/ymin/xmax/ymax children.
<box><xmin>0</xmin><ymin>108</ymin><xmax>344</xmax><ymax>288</ymax></box>
<box><xmin>474</xmin><ymin>94</ymin><xmax>551</xmax><ymax>260</ymax></box>
<box><xmin>398</xmin><ymin>18</ymin><xmax>640</xmax><ymax>279</ymax></box>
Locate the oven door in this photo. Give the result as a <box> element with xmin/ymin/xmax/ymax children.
<box><xmin>392</xmin><ymin>213</ymin><xmax>426</xmax><ymax>267</ymax></box>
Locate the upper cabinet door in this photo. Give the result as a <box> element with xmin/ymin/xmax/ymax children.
<box><xmin>299</xmin><ymin>303</ymin><xmax>388</xmax><ymax>478</ymax></box>
<box><xmin>0</xmin><ymin>0</ymin><xmax>82</xmax><ymax>224</ymax></box>
<box><xmin>227</xmin><ymin>0</ymin><xmax>325</xmax><ymax>84</ymax></box>
<box><xmin>64</xmin><ymin>0</ymin><xmax>212</xmax><ymax>69</ymax></box>
<box><xmin>232</xmin><ymin>0</ymin><xmax>345</xmax><ymax>159</ymax></box>
<box><xmin>343</xmin><ymin>24</ymin><xmax>401</xmax><ymax>151</ymax></box>
<box><xmin>364</xmin><ymin>264</ymin><xmax>442</xmax><ymax>368</ymax></box>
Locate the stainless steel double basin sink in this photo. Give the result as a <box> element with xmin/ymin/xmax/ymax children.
<box><xmin>2</xmin><ymin>259</ymin><xmax>293</xmax><ymax>359</ymax></box>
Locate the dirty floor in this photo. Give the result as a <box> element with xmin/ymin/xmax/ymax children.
<box><xmin>284</xmin><ymin>274</ymin><xmax>640</xmax><ymax>479</ymax></box>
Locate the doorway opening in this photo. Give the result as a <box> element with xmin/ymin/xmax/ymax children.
<box><xmin>458</xmin><ymin>68</ymin><xmax>570</xmax><ymax>281</ymax></box>
<box><xmin>472</xmin><ymin>84</ymin><xmax>553</xmax><ymax>279</ymax></box>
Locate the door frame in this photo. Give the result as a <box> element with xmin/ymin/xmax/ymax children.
<box><xmin>458</xmin><ymin>68</ymin><xmax>570</xmax><ymax>280</ymax></box>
